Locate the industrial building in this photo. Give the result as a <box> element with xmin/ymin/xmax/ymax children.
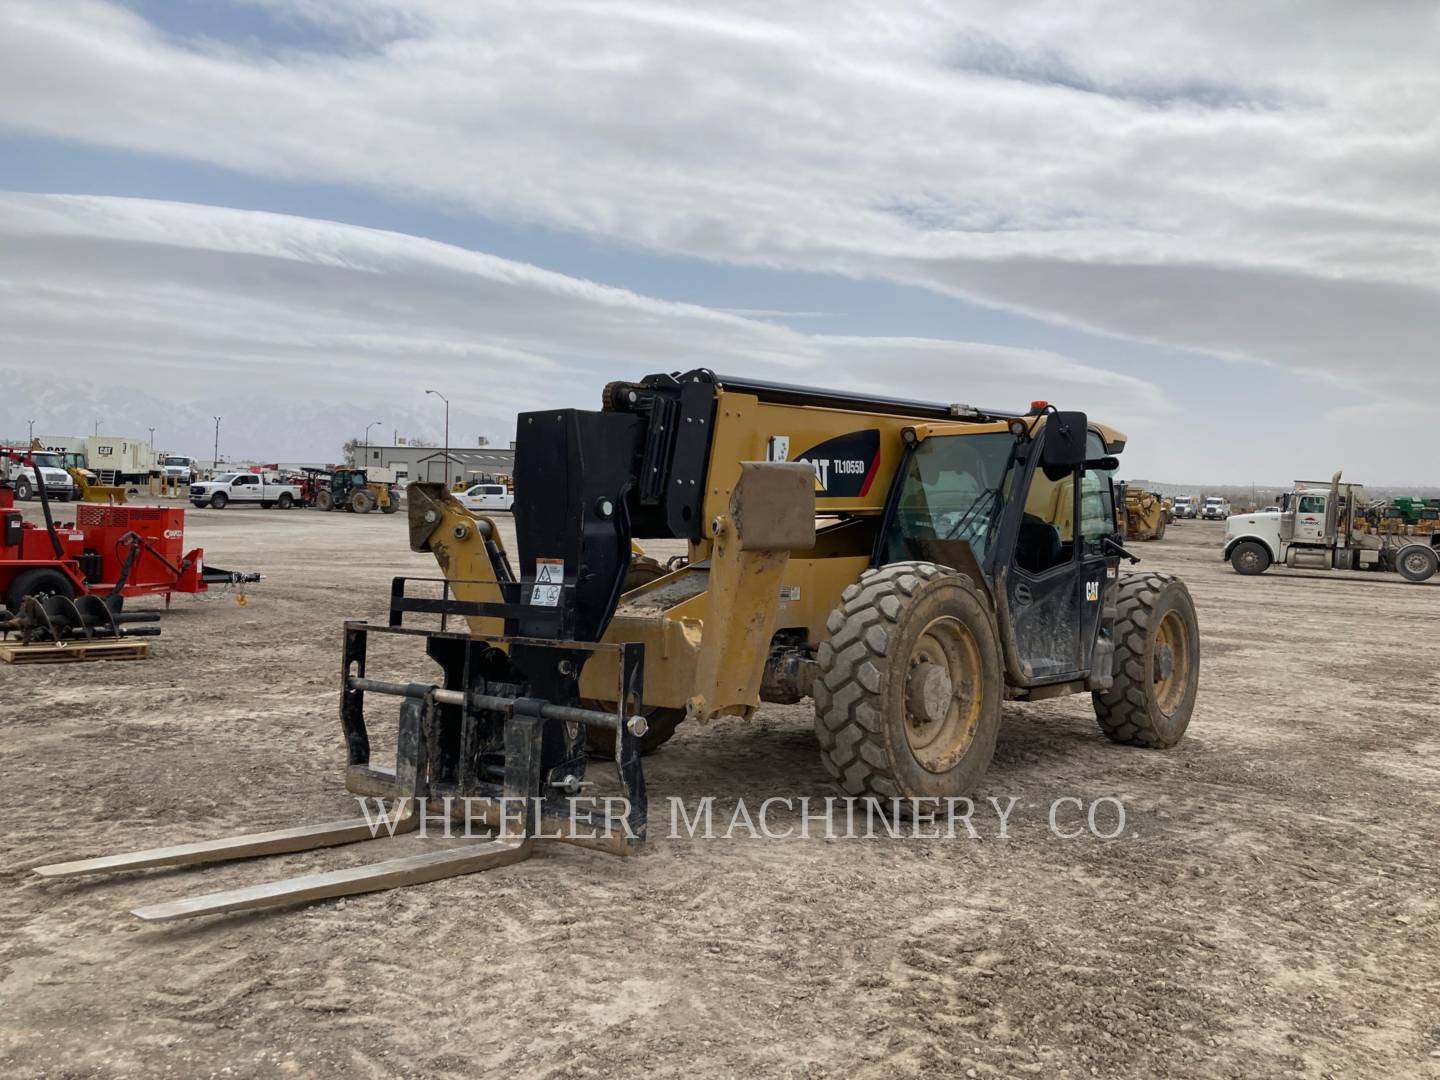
<box><xmin>356</xmin><ymin>444</ymin><xmax>515</xmax><ymax>487</ymax></box>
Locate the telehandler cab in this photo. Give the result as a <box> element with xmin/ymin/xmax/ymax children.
<box><xmin>39</xmin><ymin>370</ymin><xmax>1199</xmax><ymax>920</ymax></box>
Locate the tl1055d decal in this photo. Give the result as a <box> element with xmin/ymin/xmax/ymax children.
<box><xmin>769</xmin><ymin>429</ymin><xmax>881</xmax><ymax>498</ymax></box>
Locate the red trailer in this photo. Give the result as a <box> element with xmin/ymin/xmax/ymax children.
<box><xmin>0</xmin><ymin>484</ymin><xmax>256</xmax><ymax>613</ymax></box>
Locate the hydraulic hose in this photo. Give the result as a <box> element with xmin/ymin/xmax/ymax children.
<box><xmin>34</xmin><ymin>463</ymin><xmax>64</xmax><ymax>559</ymax></box>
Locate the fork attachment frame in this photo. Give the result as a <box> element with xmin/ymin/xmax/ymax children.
<box><xmin>32</xmin><ymin>580</ymin><xmax>648</xmax><ymax>921</ymax></box>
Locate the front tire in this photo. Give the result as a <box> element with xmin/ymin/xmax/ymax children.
<box><xmin>210</xmin><ymin>492</ymin><xmax>228</xmax><ymax>509</ymax></box>
<box><xmin>1229</xmin><ymin>540</ymin><xmax>1271</xmax><ymax>575</ymax></box>
<box><xmin>350</xmin><ymin>491</ymin><xmax>375</xmax><ymax>513</ymax></box>
<box><xmin>14</xmin><ymin>475</ymin><xmax>32</xmax><ymax>501</ymax></box>
<box><xmin>814</xmin><ymin>562</ymin><xmax>1003</xmax><ymax>801</ymax></box>
<box><xmin>316</xmin><ymin>489</ymin><xmax>335</xmax><ymax>512</ymax></box>
<box><xmin>1093</xmin><ymin>572</ymin><xmax>1199</xmax><ymax>748</ymax></box>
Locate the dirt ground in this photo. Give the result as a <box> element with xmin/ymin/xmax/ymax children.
<box><xmin>2</xmin><ymin>501</ymin><xmax>1438</xmax><ymax>1079</ymax></box>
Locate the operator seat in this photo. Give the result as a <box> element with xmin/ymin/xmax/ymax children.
<box><xmin>1014</xmin><ymin>513</ymin><xmax>1062</xmax><ymax>574</ymax></box>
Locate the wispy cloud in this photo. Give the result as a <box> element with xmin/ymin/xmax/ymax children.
<box><xmin>0</xmin><ymin>0</ymin><xmax>1434</xmax><ymax>399</ymax></box>
<box><xmin>0</xmin><ymin>193</ymin><xmax>1168</xmax><ymax>459</ymax></box>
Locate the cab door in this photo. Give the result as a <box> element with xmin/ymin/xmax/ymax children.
<box><xmin>1003</xmin><ymin>425</ymin><xmax>1116</xmax><ymax>682</ymax></box>
<box><xmin>1076</xmin><ymin>434</ymin><xmax>1118</xmax><ymax>671</ymax></box>
<box><xmin>1294</xmin><ymin>493</ymin><xmax>1326</xmax><ymax>542</ymax></box>
<box><xmin>1005</xmin><ymin>449</ymin><xmax>1082</xmax><ymax>681</ymax></box>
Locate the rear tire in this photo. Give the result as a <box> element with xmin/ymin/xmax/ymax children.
<box><xmin>316</xmin><ymin>489</ymin><xmax>335</xmax><ymax>512</ymax></box>
<box><xmin>1093</xmin><ymin>572</ymin><xmax>1199</xmax><ymax>748</ymax></box>
<box><xmin>1396</xmin><ymin>544</ymin><xmax>1439</xmax><ymax>583</ymax></box>
<box><xmin>277</xmin><ymin>493</ymin><xmax>294</xmax><ymax>509</ymax></box>
<box><xmin>6</xmin><ymin>568</ymin><xmax>75</xmax><ymax>614</ymax></box>
<box><xmin>1154</xmin><ymin>519</ymin><xmax>1167</xmax><ymax>541</ymax></box>
<box><xmin>210</xmin><ymin>492</ymin><xmax>228</xmax><ymax>509</ymax></box>
<box><xmin>814</xmin><ymin>562</ymin><xmax>1003</xmax><ymax>801</ymax></box>
<box><xmin>1229</xmin><ymin>540</ymin><xmax>1270</xmax><ymax>575</ymax></box>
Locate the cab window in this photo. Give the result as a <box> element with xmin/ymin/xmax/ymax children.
<box><xmin>1297</xmin><ymin>495</ymin><xmax>1325</xmax><ymax>514</ymax></box>
<box><xmin>1015</xmin><ymin>465</ymin><xmax>1075</xmax><ymax>575</ymax></box>
<box><xmin>882</xmin><ymin>432</ymin><xmax>1018</xmax><ymax>567</ymax></box>
<box><xmin>1078</xmin><ymin>432</ymin><xmax>1116</xmax><ymax>551</ymax></box>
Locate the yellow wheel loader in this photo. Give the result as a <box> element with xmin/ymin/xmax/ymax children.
<box><xmin>39</xmin><ymin>371</ymin><xmax>1199</xmax><ymax>921</ymax></box>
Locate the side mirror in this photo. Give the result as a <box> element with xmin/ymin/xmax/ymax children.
<box><xmin>1041</xmin><ymin>411</ymin><xmax>1089</xmax><ymax>470</ymax></box>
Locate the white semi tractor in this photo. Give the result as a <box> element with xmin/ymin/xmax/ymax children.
<box><xmin>1200</xmin><ymin>496</ymin><xmax>1230</xmax><ymax>520</ymax></box>
<box><xmin>1223</xmin><ymin>474</ymin><xmax>1440</xmax><ymax>583</ymax></box>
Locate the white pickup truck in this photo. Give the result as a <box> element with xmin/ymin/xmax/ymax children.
<box><xmin>456</xmin><ymin>482</ymin><xmax>514</xmax><ymax>513</ymax></box>
<box><xmin>189</xmin><ymin>472</ymin><xmax>301</xmax><ymax>510</ymax></box>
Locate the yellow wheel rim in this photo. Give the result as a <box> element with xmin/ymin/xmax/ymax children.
<box><xmin>1152</xmin><ymin>609</ymin><xmax>1192</xmax><ymax>717</ymax></box>
<box><xmin>903</xmin><ymin>616</ymin><xmax>983</xmax><ymax>772</ymax></box>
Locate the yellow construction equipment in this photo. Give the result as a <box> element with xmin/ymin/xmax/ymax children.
<box><xmin>68</xmin><ymin>467</ymin><xmax>128</xmax><ymax>504</ymax></box>
<box><xmin>39</xmin><ymin>371</ymin><xmax>1200</xmax><ymax>920</ymax></box>
<box><xmin>1120</xmin><ymin>485</ymin><xmax>1168</xmax><ymax>542</ymax></box>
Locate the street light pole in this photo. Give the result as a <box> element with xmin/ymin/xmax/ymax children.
<box><xmin>425</xmin><ymin>389</ymin><xmax>450</xmax><ymax>486</ymax></box>
<box><xmin>27</xmin><ymin>419</ymin><xmax>35</xmax><ymax>442</ymax></box>
<box><xmin>148</xmin><ymin>427</ymin><xmax>156</xmax><ymax>450</ymax></box>
<box><xmin>363</xmin><ymin>420</ymin><xmax>383</xmax><ymax>469</ymax></box>
<box><xmin>213</xmin><ymin>416</ymin><xmax>222</xmax><ymax>471</ymax></box>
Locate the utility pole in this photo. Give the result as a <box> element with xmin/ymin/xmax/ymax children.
<box><xmin>27</xmin><ymin>419</ymin><xmax>35</xmax><ymax>442</ymax></box>
<box><xmin>363</xmin><ymin>420</ymin><xmax>383</xmax><ymax>469</ymax></box>
<box><xmin>213</xmin><ymin>416</ymin><xmax>222</xmax><ymax>470</ymax></box>
<box><xmin>148</xmin><ymin>427</ymin><xmax>156</xmax><ymax>450</ymax></box>
<box><xmin>94</xmin><ymin>418</ymin><xmax>101</xmax><ymax>436</ymax></box>
<box><xmin>426</xmin><ymin>389</ymin><xmax>450</xmax><ymax>486</ymax></box>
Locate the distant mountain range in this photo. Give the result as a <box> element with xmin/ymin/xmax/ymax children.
<box><xmin>0</xmin><ymin>370</ymin><xmax>510</xmax><ymax>463</ymax></box>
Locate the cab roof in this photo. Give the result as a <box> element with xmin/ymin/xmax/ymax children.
<box><xmin>910</xmin><ymin>415</ymin><xmax>1128</xmax><ymax>454</ymax></box>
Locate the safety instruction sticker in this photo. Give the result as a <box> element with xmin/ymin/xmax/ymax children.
<box><xmin>531</xmin><ymin>558</ymin><xmax>564</xmax><ymax>607</ymax></box>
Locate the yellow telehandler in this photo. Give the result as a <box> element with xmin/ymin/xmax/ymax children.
<box><xmin>38</xmin><ymin>371</ymin><xmax>1199</xmax><ymax>920</ymax></box>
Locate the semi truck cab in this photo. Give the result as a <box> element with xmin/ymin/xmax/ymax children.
<box><xmin>1</xmin><ymin>448</ymin><xmax>75</xmax><ymax>502</ymax></box>
<box><xmin>1200</xmin><ymin>496</ymin><xmax>1229</xmax><ymax>520</ymax></box>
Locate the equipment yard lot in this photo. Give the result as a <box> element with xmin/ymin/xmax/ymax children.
<box><xmin>2</xmin><ymin>509</ymin><xmax>1437</xmax><ymax>1079</ymax></box>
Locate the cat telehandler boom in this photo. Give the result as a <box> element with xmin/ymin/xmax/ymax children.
<box><xmin>38</xmin><ymin>370</ymin><xmax>1199</xmax><ymax>920</ymax></box>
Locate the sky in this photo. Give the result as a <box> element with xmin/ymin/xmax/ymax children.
<box><xmin>0</xmin><ymin>1</ymin><xmax>1436</xmax><ymax>483</ymax></box>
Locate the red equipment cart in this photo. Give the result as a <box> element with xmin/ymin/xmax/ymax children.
<box><xmin>0</xmin><ymin>483</ymin><xmax>257</xmax><ymax>613</ymax></box>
